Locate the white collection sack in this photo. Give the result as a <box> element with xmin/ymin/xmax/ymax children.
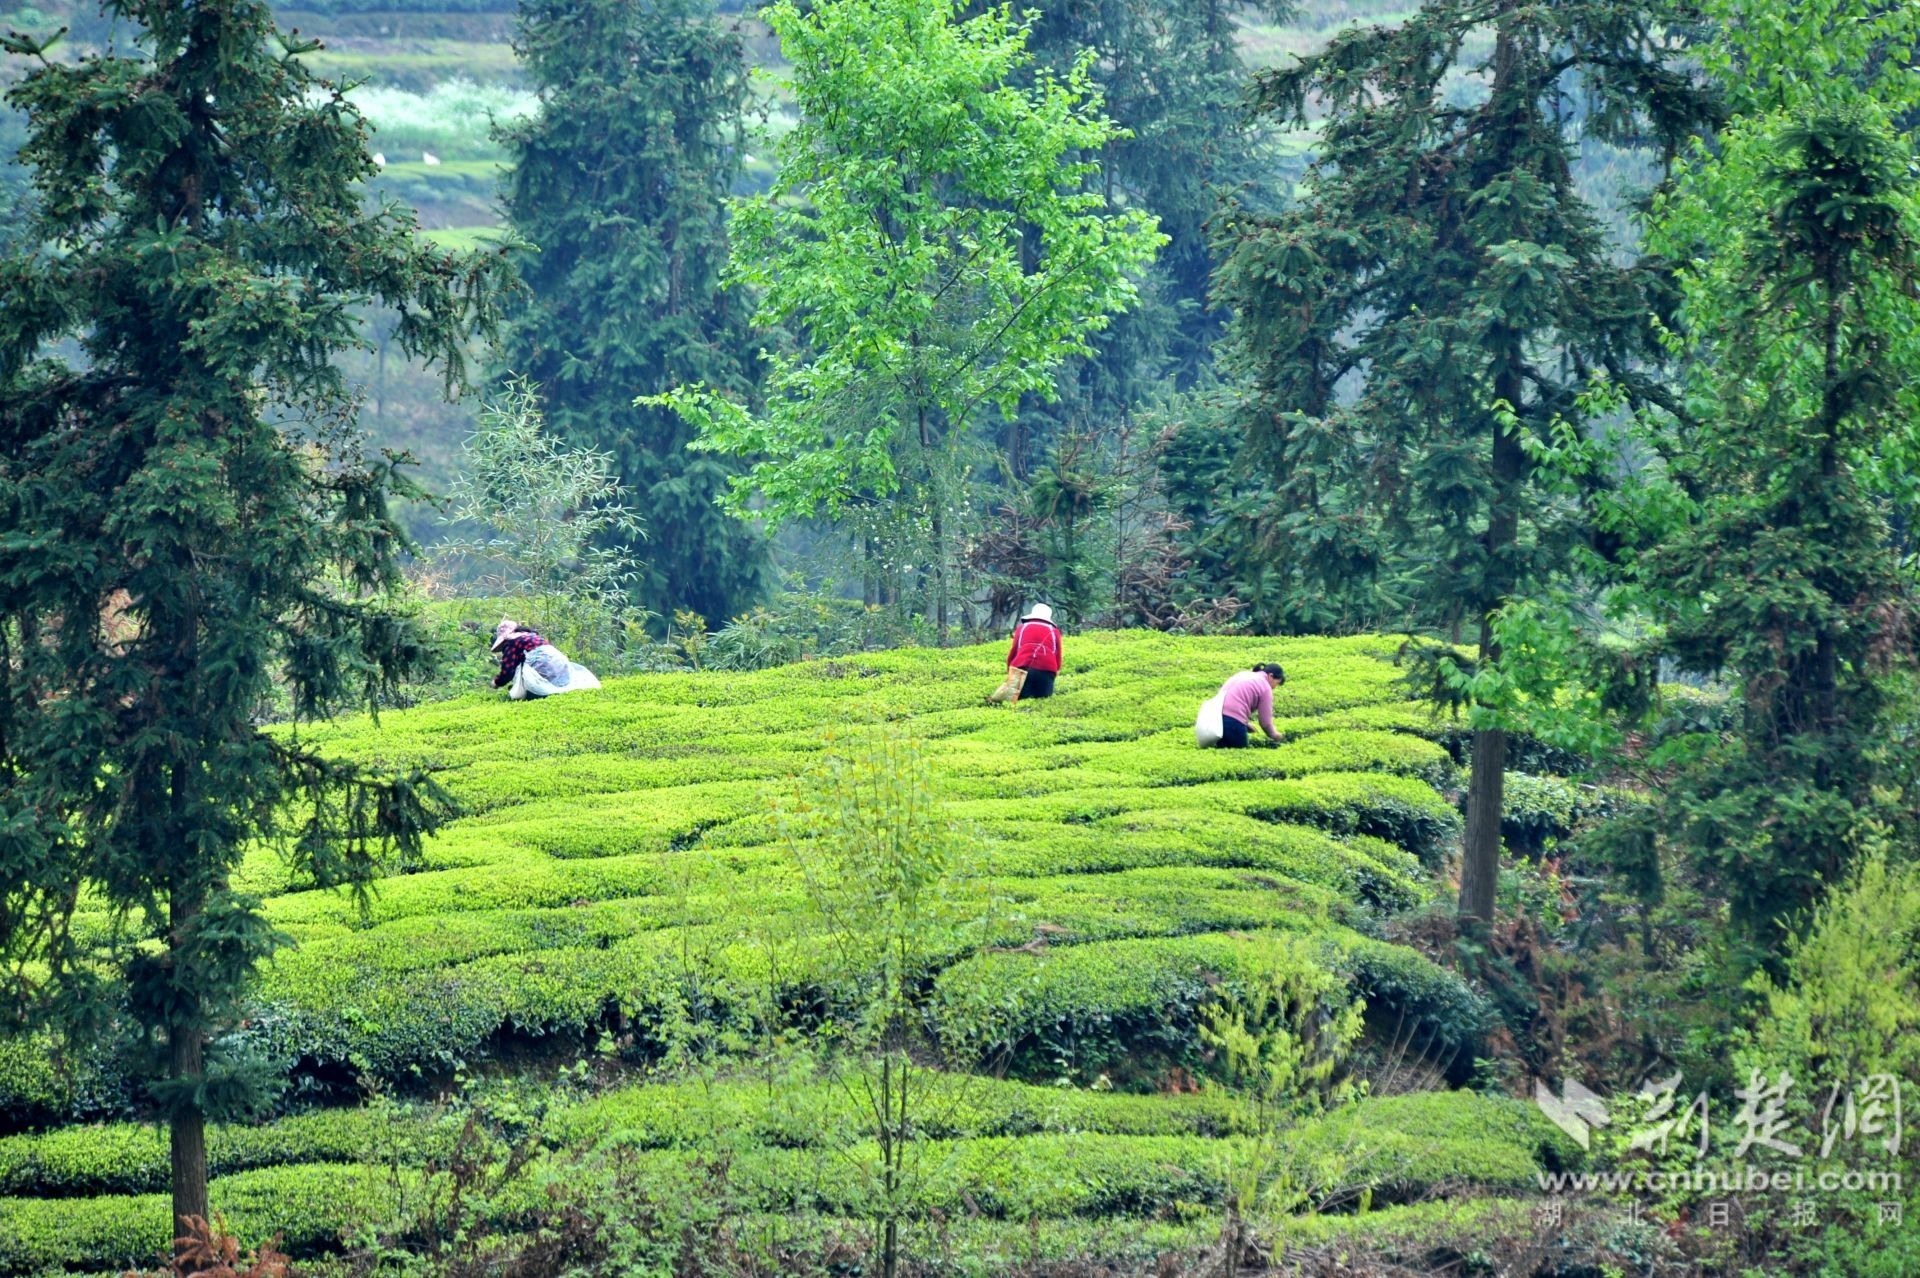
<box><xmin>509</xmin><ymin>643</ymin><xmax>602</xmax><ymax>700</ymax></box>
<box><xmin>1193</xmin><ymin>693</ymin><xmax>1225</xmax><ymax>748</ymax></box>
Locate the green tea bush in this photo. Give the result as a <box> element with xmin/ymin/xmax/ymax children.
<box><xmin>934</xmin><ymin>929</ymin><xmax>1480</xmax><ymax>1084</ymax></box>
<box><xmin>0</xmin><ymin>1163</ymin><xmax>410</xmax><ymax>1274</ymax></box>
<box><xmin>0</xmin><ymin>1104</ymin><xmax>441</xmax><ymax>1197</ymax></box>
<box><xmin>5</xmin><ymin>632</ymin><xmax>1561</xmax><ymax>1259</ymax></box>
<box><xmin>0</xmin><ymin>1089</ymin><xmax>1560</xmax><ymax>1269</ymax></box>
<box><xmin>1495</xmin><ymin>771</ymin><xmax>1584</xmax><ymax>855</ymax></box>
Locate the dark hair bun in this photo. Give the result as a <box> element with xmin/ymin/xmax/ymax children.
<box><xmin>1254</xmin><ymin>662</ymin><xmax>1287</xmax><ymax>681</ymax></box>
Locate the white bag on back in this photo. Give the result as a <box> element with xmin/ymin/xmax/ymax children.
<box><xmin>1194</xmin><ymin>693</ymin><xmax>1225</xmax><ymax>747</ymax></box>
<box><xmin>512</xmin><ymin>643</ymin><xmax>600</xmax><ymax>699</ymax></box>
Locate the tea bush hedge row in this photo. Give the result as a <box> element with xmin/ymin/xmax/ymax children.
<box><xmin>36</xmin><ymin>638</ymin><xmax>1468</xmax><ymax>1096</ymax></box>
<box><xmin>0</xmin><ymin>1091</ymin><xmax>1557</xmax><ymax>1270</ymax></box>
<box><xmin>6</xmin><ymin>634</ymin><xmax>1560</xmax><ymax>1254</ymax></box>
<box><xmin>0</xmin><ymin>1104</ymin><xmax>454</xmax><ymax>1198</ymax></box>
<box><xmin>251</xmin><ymin>916</ymin><xmax>1428</xmax><ymax>1085</ymax></box>
<box><xmin>935</xmin><ymin>930</ymin><xmax>1487</xmax><ymax>1081</ymax></box>
<box><xmin>0</xmin><ymin>1163</ymin><xmax>407</xmax><ymax>1274</ymax></box>
<box><xmin>8</xmin><ymin>635</ymin><xmax>1475</xmax><ymax>1112</ymax></box>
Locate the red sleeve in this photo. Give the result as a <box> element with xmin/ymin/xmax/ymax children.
<box><xmin>1007</xmin><ymin>627</ymin><xmax>1020</xmax><ymax>665</ymax></box>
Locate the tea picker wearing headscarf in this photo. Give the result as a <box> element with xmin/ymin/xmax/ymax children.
<box><xmin>490</xmin><ymin>618</ymin><xmax>602</xmax><ymax>700</ymax></box>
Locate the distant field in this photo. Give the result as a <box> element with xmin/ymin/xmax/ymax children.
<box><xmin>303</xmin><ymin>40</ymin><xmax>523</xmax><ymax>90</ymax></box>
<box><xmin>278</xmin><ymin>2</ymin><xmax>1405</xmax><ymax>246</ymax></box>
<box><xmin>1237</xmin><ymin>3</ymin><xmax>1416</xmax><ymax>68</ymax></box>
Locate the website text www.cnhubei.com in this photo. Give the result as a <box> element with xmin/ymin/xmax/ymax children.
<box><xmin>1537</xmin><ymin>1166</ymin><xmax>1903</xmax><ymax>1195</ymax></box>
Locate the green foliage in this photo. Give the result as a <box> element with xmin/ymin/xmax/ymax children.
<box><xmin>1635</xmin><ymin>74</ymin><xmax>1920</xmax><ymax>952</ymax></box>
<box><xmin>0</xmin><ymin>634</ymin><xmax>1466</xmax><ymax>1112</ymax></box>
<box><xmin>0</xmin><ymin>629</ymin><xmax>1543</xmax><ymax>1262</ymax></box>
<box><xmin>1022</xmin><ymin>0</ymin><xmax>1294</xmax><ymax>391</ymax></box>
<box><xmin>1002</xmin><ymin>0</ymin><xmax>1298</xmax><ymax>531</ymax></box>
<box><xmin>1200</xmin><ymin>937</ymin><xmax>1364</xmax><ymax>1241</ymax></box>
<box><xmin>497</xmin><ymin>0</ymin><xmax>769</xmax><ymax>624</ymax></box>
<box><xmin>0</xmin><ymin>1104</ymin><xmax>431</xmax><ymax>1197</ymax></box>
<box><xmin>0</xmin><ymin>1162</ymin><xmax>410</xmax><ymax>1273</ymax></box>
<box><xmin>1211</xmin><ymin>0</ymin><xmax>1709</xmax><ymax>923</ymax></box>
<box><xmin>1495</xmin><ymin>771</ymin><xmax>1584</xmax><ymax>856</ymax></box>
<box><xmin>935</xmin><ymin>930</ymin><xmax>1484</xmax><ymax>1085</ymax></box>
<box><xmin>1739</xmin><ymin>846</ymin><xmax>1920</xmax><ymax>1157</ymax></box>
<box><xmin>0</xmin><ymin>0</ymin><xmax>503</xmax><ymax>1222</ymax></box>
<box><xmin>691</xmin><ymin>592</ymin><xmax>934</xmax><ymax>671</ymax></box>
<box><xmin>647</xmin><ymin>0</ymin><xmax>1164</xmax><ymax>636</ymax></box>
<box><xmin>0</xmin><ymin>1087</ymin><xmax>1560</xmax><ymax>1270</ymax></box>
<box><xmin>1670</xmin><ymin>848</ymin><xmax>1920</xmax><ymax>1274</ymax></box>
<box><xmin>776</xmin><ymin>726</ymin><xmax>996</xmax><ymax>1278</ymax></box>
<box><xmin>436</xmin><ymin>377</ymin><xmax>648</xmax><ymax>662</ymax></box>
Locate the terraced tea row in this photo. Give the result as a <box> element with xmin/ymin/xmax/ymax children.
<box><xmin>1</xmin><ymin>633</ymin><xmax>1542</xmax><ymax>1270</ymax></box>
<box><xmin>0</xmin><ymin>1081</ymin><xmax>1572</xmax><ymax>1272</ymax></box>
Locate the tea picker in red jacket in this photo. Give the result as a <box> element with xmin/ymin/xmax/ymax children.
<box><xmin>1005</xmin><ymin>603</ymin><xmax>1064</xmax><ymax>700</ymax></box>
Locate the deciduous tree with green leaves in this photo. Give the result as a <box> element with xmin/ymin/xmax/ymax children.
<box><xmin>0</xmin><ymin>0</ymin><xmax>503</xmax><ymax>1228</ymax></box>
<box><xmin>1211</xmin><ymin>0</ymin><xmax>1706</xmax><ymax>924</ymax></box>
<box><xmin>499</xmin><ymin>0</ymin><xmax>767</xmax><ymax>625</ymax></box>
<box><xmin>646</xmin><ymin>0</ymin><xmax>1164</xmax><ymax>642</ymax></box>
<box><xmin>779</xmin><ymin>726</ymin><xmax>989</xmax><ymax>1278</ymax></box>
<box><xmin>437</xmin><ymin>377</ymin><xmax>645</xmax><ymax>662</ymax></box>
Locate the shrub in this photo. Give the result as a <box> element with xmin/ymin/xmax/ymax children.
<box><xmin>0</xmin><ymin>1104</ymin><xmax>441</xmax><ymax>1197</ymax></box>
<box><xmin>933</xmin><ymin>929</ymin><xmax>1479</xmax><ymax>1085</ymax></box>
<box><xmin>0</xmin><ymin>1091</ymin><xmax>1560</xmax><ymax>1269</ymax></box>
<box><xmin>1495</xmin><ymin>771</ymin><xmax>1584</xmax><ymax>856</ymax></box>
<box><xmin>0</xmin><ymin>1163</ymin><xmax>409</xmax><ymax>1273</ymax></box>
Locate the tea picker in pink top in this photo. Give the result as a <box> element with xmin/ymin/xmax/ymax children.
<box><xmin>1194</xmin><ymin>663</ymin><xmax>1286</xmax><ymax>748</ymax></box>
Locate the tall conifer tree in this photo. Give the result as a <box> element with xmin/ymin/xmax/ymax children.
<box><xmin>1213</xmin><ymin>0</ymin><xmax>1704</xmax><ymax>923</ymax></box>
<box><xmin>0</xmin><ymin>0</ymin><xmax>502</xmax><ymax>1226</ymax></box>
<box><xmin>1025</xmin><ymin>0</ymin><xmax>1291</xmax><ymax>390</ymax></box>
<box><xmin>498</xmin><ymin>0</ymin><xmax>767</xmax><ymax>625</ymax></box>
<box><xmin>1649</xmin><ymin>107</ymin><xmax>1920</xmax><ymax>958</ymax></box>
<box><xmin>1610</xmin><ymin>1</ymin><xmax>1920</xmax><ymax>956</ymax></box>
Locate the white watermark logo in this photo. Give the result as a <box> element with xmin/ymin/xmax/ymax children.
<box><xmin>1531</xmin><ymin>1069</ymin><xmax>1907</xmax><ymax>1232</ymax></box>
<box><xmin>1533</xmin><ymin>1076</ymin><xmax>1610</xmax><ymax>1149</ymax></box>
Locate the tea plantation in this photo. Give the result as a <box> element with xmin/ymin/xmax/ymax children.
<box><xmin>0</xmin><ymin>632</ymin><xmax>1576</xmax><ymax>1273</ymax></box>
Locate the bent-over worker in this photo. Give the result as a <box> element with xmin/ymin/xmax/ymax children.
<box><xmin>1006</xmin><ymin>603</ymin><xmax>1063</xmax><ymax>700</ymax></box>
<box><xmin>1213</xmin><ymin>662</ymin><xmax>1286</xmax><ymax>748</ymax></box>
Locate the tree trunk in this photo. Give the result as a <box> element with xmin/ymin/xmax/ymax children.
<box><xmin>932</xmin><ymin>499</ymin><xmax>949</xmax><ymax>646</ymax></box>
<box><xmin>170</xmin><ymin>887</ymin><xmax>209</xmax><ymax>1230</ymax></box>
<box><xmin>919</xmin><ymin>402</ymin><xmax>949</xmax><ymax>647</ymax></box>
<box><xmin>1460</xmin><ymin>399</ymin><xmax>1520</xmax><ymax>927</ymax></box>
<box><xmin>1811</xmin><ymin>256</ymin><xmax>1844</xmax><ymax>739</ymax></box>
<box><xmin>1459</xmin><ymin>725</ymin><xmax>1507</xmax><ymax>926</ymax></box>
<box><xmin>1457</xmin><ymin>126</ymin><xmax>1528</xmax><ymax>928</ymax></box>
<box><xmin>863</xmin><ymin>530</ymin><xmax>877</xmax><ymax>609</ymax></box>
<box><xmin>170</xmin><ymin>1043</ymin><xmax>209</xmax><ymax>1230</ymax></box>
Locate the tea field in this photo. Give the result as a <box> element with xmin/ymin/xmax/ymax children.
<box><xmin>0</xmin><ymin>633</ymin><xmax>1579</xmax><ymax>1273</ymax></box>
